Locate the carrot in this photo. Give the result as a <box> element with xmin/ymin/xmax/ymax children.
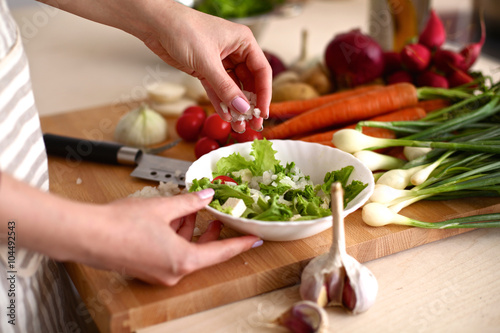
<box><xmin>263</xmin><ymin>83</ymin><xmax>419</xmax><ymax>140</ymax></box>
<box><xmin>416</xmin><ymin>99</ymin><xmax>450</xmax><ymax>113</ymax></box>
<box><xmin>299</xmin><ymin>106</ymin><xmax>427</xmax><ymax>143</ymax></box>
<box><xmin>269</xmin><ymin>84</ymin><xmax>383</xmax><ymax>120</ymax></box>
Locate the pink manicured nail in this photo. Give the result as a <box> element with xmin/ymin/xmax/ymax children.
<box><xmin>231</xmin><ymin>97</ymin><xmax>250</xmax><ymax>114</ymax></box>
<box><xmin>196</xmin><ymin>188</ymin><xmax>214</xmax><ymax>200</ymax></box>
<box><xmin>251</xmin><ymin>240</ymin><xmax>264</xmax><ymax>248</ymax></box>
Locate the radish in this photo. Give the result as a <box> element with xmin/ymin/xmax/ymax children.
<box><xmin>383</xmin><ymin>51</ymin><xmax>403</xmax><ymax>75</ymax></box>
<box><xmin>418</xmin><ymin>10</ymin><xmax>446</xmax><ymax>50</ymax></box>
<box><xmin>433</xmin><ymin>49</ymin><xmax>466</xmax><ymax>74</ymax></box>
<box><xmin>324</xmin><ymin>29</ymin><xmax>385</xmax><ymax>88</ymax></box>
<box><xmin>459</xmin><ymin>15</ymin><xmax>486</xmax><ymax>71</ymax></box>
<box><xmin>416</xmin><ymin>70</ymin><xmax>448</xmax><ymax>88</ymax></box>
<box><xmin>400</xmin><ymin>44</ymin><xmax>431</xmax><ymax>72</ymax></box>
<box><xmin>447</xmin><ymin>69</ymin><xmax>474</xmax><ymax>88</ymax></box>
<box><xmin>386</xmin><ymin>70</ymin><xmax>413</xmax><ymax>85</ymax></box>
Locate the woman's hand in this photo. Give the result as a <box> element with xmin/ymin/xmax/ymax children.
<box><xmin>139</xmin><ymin>1</ymin><xmax>272</xmax><ymax>133</ymax></box>
<box><xmin>78</xmin><ymin>188</ymin><xmax>262</xmax><ymax>286</ymax></box>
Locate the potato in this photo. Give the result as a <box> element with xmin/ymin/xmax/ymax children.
<box><xmin>300</xmin><ymin>64</ymin><xmax>333</xmax><ymax>95</ymax></box>
<box><xmin>272</xmin><ymin>82</ymin><xmax>319</xmax><ymax>103</ymax></box>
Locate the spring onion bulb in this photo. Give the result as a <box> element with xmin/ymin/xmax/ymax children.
<box><xmin>353</xmin><ymin>150</ymin><xmax>406</xmax><ymax>171</ymax></box>
<box><xmin>376</xmin><ymin>165</ymin><xmax>427</xmax><ymax>189</ymax></box>
<box><xmin>363</xmin><ymin>202</ymin><xmax>500</xmax><ymax>229</ymax></box>
<box><xmin>410</xmin><ymin>151</ymin><xmax>454</xmax><ymax>186</ymax></box>
<box><xmin>403</xmin><ymin>147</ymin><xmax>432</xmax><ymax>161</ymax></box>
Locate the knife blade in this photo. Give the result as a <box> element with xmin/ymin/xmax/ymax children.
<box><xmin>43</xmin><ymin>133</ymin><xmax>191</xmax><ymax>186</ymax></box>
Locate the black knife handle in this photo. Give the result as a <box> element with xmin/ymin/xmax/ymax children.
<box><xmin>43</xmin><ymin>133</ymin><xmax>126</xmax><ymax>165</ymax></box>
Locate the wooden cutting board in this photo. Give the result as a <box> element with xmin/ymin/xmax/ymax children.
<box><xmin>40</xmin><ymin>103</ymin><xmax>499</xmax><ymax>333</ymax></box>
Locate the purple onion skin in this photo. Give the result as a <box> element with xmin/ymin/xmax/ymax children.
<box><xmin>400</xmin><ymin>44</ymin><xmax>431</xmax><ymax>73</ymax></box>
<box><xmin>324</xmin><ymin>29</ymin><xmax>384</xmax><ymax>88</ymax></box>
<box><xmin>418</xmin><ymin>10</ymin><xmax>446</xmax><ymax>50</ymax></box>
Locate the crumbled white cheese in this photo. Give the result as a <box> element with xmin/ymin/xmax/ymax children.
<box><xmin>222</xmin><ymin>197</ymin><xmax>247</xmax><ymax>218</ymax></box>
<box><xmin>220</xmin><ymin>90</ymin><xmax>261</xmax><ymax>123</ymax></box>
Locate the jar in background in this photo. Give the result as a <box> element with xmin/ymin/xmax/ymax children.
<box><xmin>369</xmin><ymin>0</ymin><xmax>430</xmax><ymax>52</ymax></box>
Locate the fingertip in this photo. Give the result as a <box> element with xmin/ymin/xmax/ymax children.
<box><xmin>231</xmin><ymin>120</ymin><xmax>246</xmax><ymax>133</ymax></box>
<box><xmin>195</xmin><ymin>188</ymin><xmax>214</xmax><ymax>200</ymax></box>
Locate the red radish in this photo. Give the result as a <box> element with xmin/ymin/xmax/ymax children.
<box><xmin>459</xmin><ymin>15</ymin><xmax>486</xmax><ymax>70</ymax></box>
<box><xmin>324</xmin><ymin>29</ymin><xmax>385</xmax><ymax>88</ymax></box>
<box><xmin>387</xmin><ymin>70</ymin><xmax>413</xmax><ymax>85</ymax></box>
<box><xmin>400</xmin><ymin>44</ymin><xmax>431</xmax><ymax>72</ymax></box>
<box><xmin>433</xmin><ymin>49</ymin><xmax>466</xmax><ymax>74</ymax></box>
<box><xmin>418</xmin><ymin>10</ymin><xmax>446</xmax><ymax>49</ymax></box>
<box><xmin>447</xmin><ymin>69</ymin><xmax>474</xmax><ymax>88</ymax></box>
<box><xmin>383</xmin><ymin>51</ymin><xmax>403</xmax><ymax>75</ymax></box>
<box><xmin>416</xmin><ymin>70</ymin><xmax>449</xmax><ymax>88</ymax></box>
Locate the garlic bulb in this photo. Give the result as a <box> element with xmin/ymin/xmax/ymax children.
<box><xmin>300</xmin><ymin>182</ymin><xmax>378</xmax><ymax>314</ymax></box>
<box><xmin>274</xmin><ymin>301</ymin><xmax>329</xmax><ymax>333</ymax></box>
<box><xmin>114</xmin><ymin>104</ymin><xmax>168</xmax><ymax>147</ymax></box>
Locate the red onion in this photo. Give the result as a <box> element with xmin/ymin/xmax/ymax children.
<box><xmin>418</xmin><ymin>10</ymin><xmax>446</xmax><ymax>50</ymax></box>
<box><xmin>324</xmin><ymin>29</ymin><xmax>384</xmax><ymax>88</ymax></box>
<box><xmin>264</xmin><ymin>50</ymin><xmax>287</xmax><ymax>78</ymax></box>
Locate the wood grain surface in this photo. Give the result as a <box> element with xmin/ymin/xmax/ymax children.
<box><xmin>39</xmin><ymin>103</ymin><xmax>499</xmax><ymax>333</ymax></box>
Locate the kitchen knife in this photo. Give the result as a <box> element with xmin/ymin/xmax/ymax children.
<box><xmin>43</xmin><ymin>133</ymin><xmax>192</xmax><ymax>186</ymax></box>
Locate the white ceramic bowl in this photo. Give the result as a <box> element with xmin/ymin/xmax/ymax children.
<box><xmin>185</xmin><ymin>140</ymin><xmax>374</xmax><ymax>241</ymax></box>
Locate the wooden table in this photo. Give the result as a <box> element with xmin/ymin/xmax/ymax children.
<box><xmin>40</xmin><ymin>104</ymin><xmax>500</xmax><ymax>333</ymax></box>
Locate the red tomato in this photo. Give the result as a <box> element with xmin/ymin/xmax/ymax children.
<box><xmin>183</xmin><ymin>106</ymin><xmax>206</xmax><ymax>123</ymax></box>
<box><xmin>203</xmin><ymin>114</ymin><xmax>232</xmax><ymax>142</ymax></box>
<box><xmin>230</xmin><ymin>127</ymin><xmax>263</xmax><ymax>143</ymax></box>
<box><xmin>211</xmin><ymin>175</ymin><xmax>238</xmax><ymax>184</ymax></box>
<box><xmin>176</xmin><ymin>114</ymin><xmax>204</xmax><ymax>142</ymax></box>
<box><xmin>194</xmin><ymin>137</ymin><xmax>220</xmax><ymax>159</ymax></box>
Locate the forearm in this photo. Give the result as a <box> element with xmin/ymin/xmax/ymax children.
<box><xmin>0</xmin><ymin>172</ymin><xmax>102</xmax><ymax>262</ymax></box>
<box><xmin>36</xmin><ymin>0</ymin><xmax>182</xmax><ymax>41</ymax></box>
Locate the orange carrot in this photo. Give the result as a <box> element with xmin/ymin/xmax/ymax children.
<box><xmin>299</xmin><ymin>106</ymin><xmax>427</xmax><ymax>143</ymax></box>
<box><xmin>263</xmin><ymin>83</ymin><xmax>419</xmax><ymax>140</ymax></box>
<box><xmin>269</xmin><ymin>84</ymin><xmax>383</xmax><ymax>120</ymax></box>
<box><xmin>416</xmin><ymin>99</ymin><xmax>450</xmax><ymax>113</ymax></box>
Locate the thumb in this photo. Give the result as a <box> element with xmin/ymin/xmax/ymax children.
<box><xmin>160</xmin><ymin>188</ymin><xmax>215</xmax><ymax>220</ymax></box>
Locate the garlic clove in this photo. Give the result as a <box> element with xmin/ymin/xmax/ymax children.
<box><xmin>275</xmin><ymin>301</ymin><xmax>329</xmax><ymax>333</ymax></box>
<box><xmin>114</xmin><ymin>104</ymin><xmax>168</xmax><ymax>147</ymax></box>
<box><xmin>341</xmin><ymin>254</ymin><xmax>378</xmax><ymax>314</ymax></box>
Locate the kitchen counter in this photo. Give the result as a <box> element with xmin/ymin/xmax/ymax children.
<box><xmin>10</xmin><ymin>1</ymin><xmax>500</xmax><ymax>332</ymax></box>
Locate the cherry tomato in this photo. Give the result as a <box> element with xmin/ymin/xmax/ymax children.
<box><xmin>203</xmin><ymin>114</ymin><xmax>232</xmax><ymax>142</ymax></box>
<box><xmin>176</xmin><ymin>114</ymin><xmax>204</xmax><ymax>142</ymax></box>
<box><xmin>211</xmin><ymin>175</ymin><xmax>238</xmax><ymax>184</ymax></box>
<box><xmin>194</xmin><ymin>137</ymin><xmax>220</xmax><ymax>159</ymax></box>
<box><xmin>230</xmin><ymin>127</ymin><xmax>263</xmax><ymax>143</ymax></box>
<box><xmin>183</xmin><ymin>105</ymin><xmax>206</xmax><ymax>123</ymax></box>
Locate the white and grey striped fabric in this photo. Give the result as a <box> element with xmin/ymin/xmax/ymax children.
<box><xmin>0</xmin><ymin>1</ymin><xmax>98</xmax><ymax>332</ymax></box>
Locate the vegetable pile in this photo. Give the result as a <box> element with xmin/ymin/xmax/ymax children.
<box><xmin>188</xmin><ymin>139</ymin><xmax>368</xmax><ymax>221</ymax></box>
<box><xmin>330</xmin><ymin>81</ymin><xmax>500</xmax><ymax>229</ymax></box>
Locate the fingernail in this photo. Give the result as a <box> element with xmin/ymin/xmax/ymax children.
<box><xmin>255</xmin><ymin>124</ymin><xmax>264</xmax><ymax>132</ymax></box>
<box><xmin>251</xmin><ymin>240</ymin><xmax>264</xmax><ymax>248</ymax></box>
<box><xmin>196</xmin><ymin>188</ymin><xmax>214</xmax><ymax>200</ymax></box>
<box><xmin>231</xmin><ymin>97</ymin><xmax>250</xmax><ymax>114</ymax></box>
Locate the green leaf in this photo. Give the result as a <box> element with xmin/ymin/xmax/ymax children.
<box><xmin>249</xmin><ymin>139</ymin><xmax>280</xmax><ymax>176</ymax></box>
<box><xmin>252</xmin><ymin>194</ymin><xmax>293</xmax><ymax>221</ymax></box>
